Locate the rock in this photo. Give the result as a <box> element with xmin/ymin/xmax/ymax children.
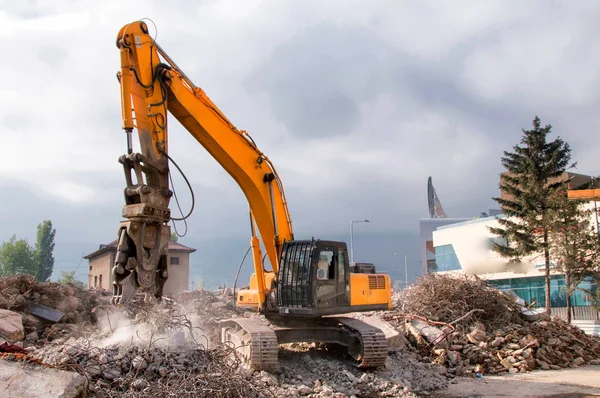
<box><xmin>549</xmin><ymin>365</ymin><xmax>561</xmax><ymax>370</ymax></box>
<box><xmin>132</xmin><ymin>379</ymin><xmax>149</xmax><ymax>390</ymax></box>
<box><xmin>508</xmin><ymin>368</ymin><xmax>518</xmax><ymax>374</ymax></box>
<box><xmin>298</xmin><ymin>384</ymin><xmax>312</xmax><ymax>395</ymax></box>
<box><xmin>572</xmin><ymin>357</ymin><xmax>585</xmax><ymax>367</ymax></box>
<box><xmin>547</xmin><ymin>337</ymin><xmax>561</xmax><ymax>346</ymax></box>
<box><xmin>132</xmin><ymin>356</ymin><xmax>147</xmax><ymax>370</ymax></box>
<box><xmin>321</xmin><ymin>385</ymin><xmax>333</xmax><ymax>396</ymax></box>
<box><xmin>26</xmin><ymin>331</ymin><xmax>39</xmax><ymax>341</ymax></box>
<box><xmin>0</xmin><ymin>359</ymin><xmax>87</xmax><ymax>398</ymax></box>
<box><xmin>359</xmin><ymin>373</ymin><xmax>369</xmax><ymax>383</ymax></box>
<box><xmin>0</xmin><ymin>309</ymin><xmax>24</xmax><ymax>343</ymax></box>
<box><xmin>63</xmin><ymin>345</ymin><xmax>79</xmax><ymax>356</ymax></box>
<box><xmin>536</xmin><ymin>360</ymin><xmax>550</xmax><ymax>370</ymax></box>
<box><xmin>343</xmin><ymin>370</ymin><xmax>361</xmax><ymax>383</ymax></box>
<box><xmin>467</xmin><ymin>328</ymin><xmax>486</xmax><ymax>343</ymax></box>
<box><xmin>86</xmin><ymin>365</ymin><xmax>101</xmax><ymax>377</ymax></box>
<box><xmin>260</xmin><ymin>371</ymin><xmax>278</xmax><ymax>386</ymax></box>
<box><xmin>590</xmin><ymin>359</ymin><xmax>600</xmax><ymax>365</ymax></box>
<box><xmin>211</xmin><ymin>302</ymin><xmax>227</xmax><ymax>309</ymax></box>
<box><xmin>409</xmin><ymin>319</ymin><xmax>447</xmax><ymax>348</ymax></box>
<box><xmin>490</xmin><ymin>337</ymin><xmax>505</xmax><ymax>347</ymax></box>
<box><xmin>500</xmin><ymin>358</ymin><xmax>513</xmax><ymax>369</ymax></box>
<box><xmin>447</xmin><ymin>351</ymin><xmax>461</xmax><ymax>366</ymax></box>
<box><xmin>102</xmin><ymin>367</ymin><xmax>121</xmax><ymax>380</ymax></box>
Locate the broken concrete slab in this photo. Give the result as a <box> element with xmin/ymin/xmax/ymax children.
<box><xmin>356</xmin><ymin>315</ymin><xmax>407</xmax><ymax>350</ymax></box>
<box><xmin>0</xmin><ymin>309</ymin><xmax>24</xmax><ymax>343</ymax></box>
<box><xmin>0</xmin><ymin>359</ymin><xmax>87</xmax><ymax>398</ymax></box>
<box><xmin>28</xmin><ymin>303</ymin><xmax>64</xmax><ymax>323</ymax></box>
<box><xmin>408</xmin><ymin>319</ymin><xmax>448</xmax><ymax>348</ymax></box>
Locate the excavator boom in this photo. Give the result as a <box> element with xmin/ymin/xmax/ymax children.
<box><xmin>112</xmin><ymin>21</ymin><xmax>293</xmax><ymax>307</ymax></box>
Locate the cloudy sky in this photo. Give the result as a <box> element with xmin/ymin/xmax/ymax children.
<box><xmin>1</xmin><ymin>0</ymin><xmax>600</xmax><ymax>287</ymax></box>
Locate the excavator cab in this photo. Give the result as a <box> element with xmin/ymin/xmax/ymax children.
<box><xmin>275</xmin><ymin>239</ymin><xmax>389</xmax><ymax>317</ymax></box>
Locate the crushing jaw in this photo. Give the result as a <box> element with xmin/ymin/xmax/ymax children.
<box><xmin>110</xmin><ymin>151</ymin><xmax>173</xmax><ymax>305</ymax></box>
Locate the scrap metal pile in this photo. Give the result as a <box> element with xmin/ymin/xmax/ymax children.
<box><xmin>385</xmin><ymin>273</ymin><xmax>600</xmax><ymax>377</ymax></box>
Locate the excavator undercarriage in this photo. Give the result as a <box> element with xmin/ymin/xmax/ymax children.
<box><xmin>219</xmin><ymin>316</ymin><xmax>388</xmax><ymax>371</ymax></box>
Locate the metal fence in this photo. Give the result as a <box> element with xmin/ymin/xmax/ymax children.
<box><xmin>551</xmin><ymin>306</ymin><xmax>599</xmax><ymax>321</ymax></box>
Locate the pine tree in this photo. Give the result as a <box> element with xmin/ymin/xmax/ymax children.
<box><xmin>34</xmin><ymin>220</ymin><xmax>56</xmax><ymax>282</ymax></box>
<box><xmin>489</xmin><ymin>116</ymin><xmax>574</xmax><ymax>314</ymax></box>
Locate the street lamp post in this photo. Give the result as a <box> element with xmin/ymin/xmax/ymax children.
<box><xmin>350</xmin><ymin>219</ymin><xmax>370</xmax><ymax>263</ymax></box>
<box><xmin>394</xmin><ymin>252</ymin><xmax>409</xmax><ymax>289</ymax></box>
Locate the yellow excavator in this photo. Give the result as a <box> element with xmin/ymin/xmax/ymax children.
<box><xmin>111</xmin><ymin>20</ymin><xmax>392</xmax><ymax>370</ymax></box>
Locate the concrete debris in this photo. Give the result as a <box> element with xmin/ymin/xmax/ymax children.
<box><xmin>0</xmin><ymin>309</ymin><xmax>24</xmax><ymax>343</ymax></box>
<box><xmin>28</xmin><ymin>303</ymin><xmax>65</xmax><ymax>323</ymax></box>
<box><xmin>385</xmin><ymin>305</ymin><xmax>600</xmax><ymax>377</ymax></box>
<box><xmin>0</xmin><ymin>274</ymin><xmax>599</xmax><ymax>397</ymax></box>
<box><xmin>0</xmin><ymin>359</ymin><xmax>86</xmax><ymax>398</ymax></box>
<box><xmin>0</xmin><ymin>274</ymin><xmax>103</xmax><ymax>345</ymax></box>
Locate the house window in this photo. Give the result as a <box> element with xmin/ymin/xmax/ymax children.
<box><xmin>94</xmin><ymin>276</ymin><xmax>98</xmax><ymax>287</ymax></box>
<box><xmin>170</xmin><ymin>257</ymin><xmax>180</xmax><ymax>265</ymax></box>
<box><xmin>99</xmin><ymin>274</ymin><xmax>102</xmax><ymax>288</ymax></box>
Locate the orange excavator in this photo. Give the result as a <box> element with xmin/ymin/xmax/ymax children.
<box><xmin>111</xmin><ymin>20</ymin><xmax>392</xmax><ymax>370</ymax></box>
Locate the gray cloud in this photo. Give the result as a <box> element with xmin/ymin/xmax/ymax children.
<box><xmin>3</xmin><ymin>113</ymin><xmax>32</xmax><ymax>132</ymax></box>
<box><xmin>1</xmin><ymin>1</ymin><xmax>600</xmax><ymax>286</ymax></box>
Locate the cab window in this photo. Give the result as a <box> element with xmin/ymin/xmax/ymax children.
<box><xmin>338</xmin><ymin>250</ymin><xmax>345</xmax><ymax>281</ymax></box>
<box><xmin>316</xmin><ymin>250</ymin><xmax>334</xmax><ymax>280</ymax></box>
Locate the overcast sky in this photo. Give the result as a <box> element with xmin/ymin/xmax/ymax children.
<box><xmin>1</xmin><ymin>0</ymin><xmax>600</xmax><ymax>286</ymax></box>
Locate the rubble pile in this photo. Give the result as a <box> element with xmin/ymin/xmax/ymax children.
<box><xmin>2</xmin><ymin>274</ymin><xmax>600</xmax><ymax>397</ymax></box>
<box><xmin>385</xmin><ymin>273</ymin><xmax>600</xmax><ymax>377</ymax></box>
<box><xmin>397</xmin><ymin>273</ymin><xmax>524</xmax><ymax>330</ymax></box>
<box><xmin>17</xmin><ymin>298</ymin><xmax>264</xmax><ymax>398</ymax></box>
<box><xmin>269</xmin><ymin>343</ymin><xmax>447</xmax><ymax>397</ymax></box>
<box><xmin>29</xmin><ymin>336</ymin><xmax>260</xmax><ymax>398</ymax></box>
<box><xmin>0</xmin><ymin>274</ymin><xmax>102</xmax><ymax>344</ymax></box>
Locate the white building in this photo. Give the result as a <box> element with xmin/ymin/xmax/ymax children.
<box><xmin>431</xmin><ymin>205</ymin><xmax>598</xmax><ymax>315</ymax></box>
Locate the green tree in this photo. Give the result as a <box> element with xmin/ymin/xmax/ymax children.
<box><xmin>0</xmin><ymin>235</ymin><xmax>35</xmax><ymax>276</ymax></box>
<box><xmin>489</xmin><ymin>116</ymin><xmax>574</xmax><ymax>314</ymax></box>
<box><xmin>33</xmin><ymin>220</ymin><xmax>56</xmax><ymax>282</ymax></box>
<box><xmin>59</xmin><ymin>270</ymin><xmax>87</xmax><ymax>289</ymax></box>
<box><xmin>170</xmin><ymin>231</ymin><xmax>178</xmax><ymax>243</ymax></box>
<box><xmin>549</xmin><ymin>196</ymin><xmax>598</xmax><ymax>323</ymax></box>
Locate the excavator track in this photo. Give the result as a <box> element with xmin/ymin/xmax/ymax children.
<box><xmin>219</xmin><ymin>316</ymin><xmax>388</xmax><ymax>372</ymax></box>
<box><xmin>218</xmin><ymin>317</ymin><xmax>278</xmax><ymax>372</ymax></box>
<box><xmin>328</xmin><ymin>316</ymin><xmax>388</xmax><ymax>368</ymax></box>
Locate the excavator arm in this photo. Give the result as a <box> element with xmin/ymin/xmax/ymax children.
<box><xmin>112</xmin><ymin>20</ymin><xmax>293</xmax><ymax>308</ymax></box>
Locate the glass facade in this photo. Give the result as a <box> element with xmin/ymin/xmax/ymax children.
<box><xmin>434</xmin><ymin>244</ymin><xmax>462</xmax><ymax>272</ymax></box>
<box><xmin>488</xmin><ymin>276</ymin><xmax>597</xmax><ymax>308</ymax></box>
